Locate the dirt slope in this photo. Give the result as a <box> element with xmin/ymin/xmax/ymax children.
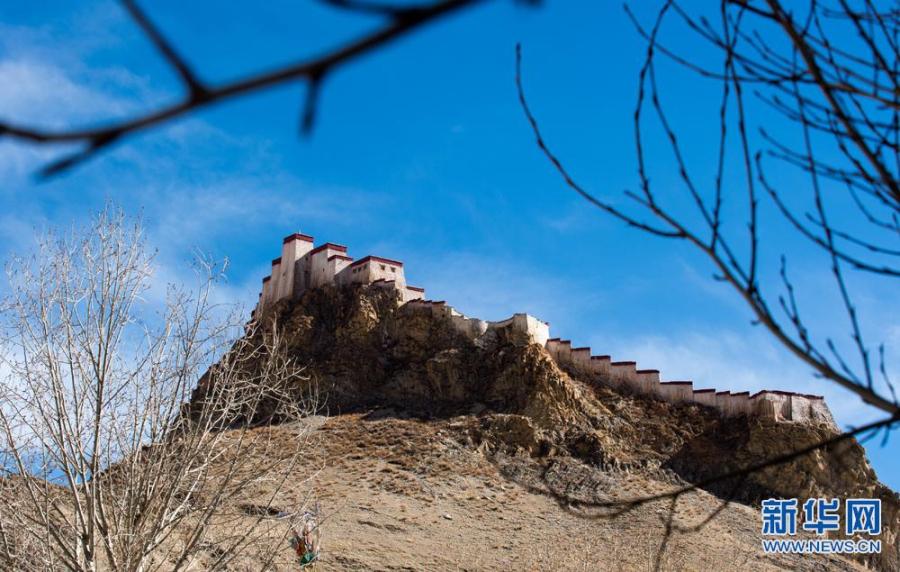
<box><xmin>198</xmin><ymin>414</ymin><xmax>865</xmax><ymax>571</ymax></box>
<box><xmin>191</xmin><ymin>284</ymin><xmax>898</xmax><ymax>571</ymax></box>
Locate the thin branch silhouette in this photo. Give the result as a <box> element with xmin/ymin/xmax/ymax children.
<box><xmin>516</xmin><ymin>3</ymin><xmax>898</xmax><ymax>566</ymax></box>
<box><xmin>515</xmin><ymin>0</ymin><xmax>899</xmax><ymax>420</ymax></box>
<box><xmin>0</xmin><ymin>0</ymin><xmax>490</xmax><ymax>177</ymax></box>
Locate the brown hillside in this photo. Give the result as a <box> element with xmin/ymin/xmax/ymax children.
<box><xmin>189</xmin><ymin>284</ymin><xmax>898</xmax><ymax>571</ymax></box>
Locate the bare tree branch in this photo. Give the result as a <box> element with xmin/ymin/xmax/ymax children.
<box><xmin>515</xmin><ymin>0</ymin><xmax>899</xmax><ymax>418</ymax></box>
<box><xmin>0</xmin><ymin>0</ymin><xmax>490</xmax><ymax>178</ymax></box>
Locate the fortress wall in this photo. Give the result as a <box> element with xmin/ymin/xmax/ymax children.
<box><xmin>293</xmin><ymin>258</ymin><xmax>308</xmax><ymax>293</ymax></box>
<box><xmin>270</xmin><ymin>259</ymin><xmax>282</xmax><ymax>302</ymax></box>
<box><xmin>346</xmin><ymin>261</ymin><xmax>369</xmax><ymax>285</ymax></box>
<box><xmin>660</xmin><ymin>381</ymin><xmax>693</xmax><ymax>403</ymax></box>
<box><xmin>657</xmin><ymin>381</ymin><xmax>678</xmax><ymax>401</ymax></box>
<box><xmin>715</xmin><ymin>392</ymin><xmax>733</xmax><ymax>415</ymax></box>
<box><xmin>279</xmin><ymin>234</ymin><xmax>314</xmax><ymax>300</ymax></box>
<box><xmin>450</xmin><ymin>311</ymin><xmax>490</xmax><ymax>340</ymax></box>
<box><xmin>309</xmin><ymin>244</ymin><xmax>349</xmax><ymax>288</ymax></box>
<box><xmin>404</xmin><ymin>299</ymin><xmax>432</xmax><ymax>315</ymax></box>
<box><xmin>557</xmin><ymin>341</ymin><xmax>572</xmax><ymax>364</ymax></box>
<box><xmin>637</xmin><ymin>370</ymin><xmax>661</xmax><ymax>397</ymax></box>
<box><xmin>590</xmin><ymin>356</ymin><xmax>611</xmax><ymax>376</ymax></box>
<box><xmin>259</xmin><ymin>276</ymin><xmax>272</xmax><ymax>306</ymax></box>
<box><xmin>807</xmin><ymin>397</ymin><xmax>834</xmax><ymax>426</ymax></box>
<box><xmin>404</xmin><ymin>286</ymin><xmax>426</xmax><ymax>302</ymax></box>
<box><xmin>748</xmin><ymin>391</ymin><xmax>836</xmax><ymax>428</ymax></box>
<box><xmin>752</xmin><ymin>391</ymin><xmax>790</xmax><ymax>421</ymax></box>
<box><xmin>328</xmin><ymin>255</ymin><xmax>354</xmax><ymax>286</ymax></box>
<box><xmin>546</xmin><ymin>339</ymin><xmax>561</xmax><ymax>361</ymax></box>
<box><xmin>692</xmin><ymin>388</ymin><xmax>717</xmax><ymax>407</ymax></box>
<box><xmin>253</xmin><ymin>235</ymin><xmax>838</xmax><ymax>428</ymax></box>
<box><xmin>481</xmin><ymin>313</ymin><xmax>549</xmax><ymax>346</ymax></box>
<box><xmin>308</xmin><ymin>249</ymin><xmax>328</xmax><ymax>288</ymax></box>
<box><xmin>610</xmin><ymin>362</ymin><xmax>638</xmax><ymax>389</ymax></box>
<box><xmin>571</xmin><ymin>348</ymin><xmax>591</xmax><ymax>372</ymax></box>
<box><xmin>730</xmin><ymin>392</ymin><xmax>751</xmax><ymax>416</ymax></box>
<box><xmin>351</xmin><ymin>256</ymin><xmax>406</xmax><ymax>288</ymax></box>
<box><xmin>517</xmin><ymin>314</ymin><xmax>550</xmax><ymax>347</ymax></box>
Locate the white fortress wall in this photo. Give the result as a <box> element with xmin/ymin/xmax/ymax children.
<box><xmin>662</xmin><ymin>381</ymin><xmax>693</xmax><ymax>403</ymax></box>
<box><xmin>752</xmin><ymin>391</ymin><xmax>788</xmax><ymax>421</ymax></box>
<box><xmin>353</xmin><ymin>256</ymin><xmax>406</xmax><ymax>287</ymax></box>
<box><xmin>637</xmin><ymin>369</ymin><xmax>661</xmax><ymax>397</ymax></box>
<box><xmin>280</xmin><ymin>234</ymin><xmax>314</xmax><ymax>299</ymax></box>
<box><xmin>515</xmin><ymin>314</ymin><xmax>550</xmax><ymax>347</ymax></box>
<box><xmin>270</xmin><ymin>258</ymin><xmax>282</xmax><ymax>302</ymax></box>
<box><xmin>546</xmin><ymin>339</ymin><xmax>561</xmax><ymax>361</ymax></box>
<box><xmin>572</xmin><ymin>348</ymin><xmax>591</xmax><ymax>372</ymax></box>
<box><xmin>557</xmin><ymin>341</ymin><xmax>573</xmax><ymax>365</ymax></box>
<box><xmin>590</xmin><ymin>355</ymin><xmax>611</xmax><ymax>377</ymax></box>
<box><xmin>329</xmin><ymin>254</ymin><xmax>355</xmax><ymax>285</ymax></box>
<box><xmin>308</xmin><ymin>243</ymin><xmax>349</xmax><ymax>288</ymax></box>
<box><xmin>715</xmin><ymin>391</ymin><xmax>733</xmax><ymax>415</ymax></box>
<box><xmin>730</xmin><ymin>392</ymin><xmax>751</xmax><ymax>416</ymax></box>
<box><xmin>657</xmin><ymin>382</ymin><xmax>678</xmax><ymax>401</ymax></box>
<box><xmin>253</xmin><ymin>234</ymin><xmax>837</xmax><ymax>427</ymax></box>
<box><xmin>610</xmin><ymin>361</ymin><xmax>638</xmax><ymax>389</ymax></box>
<box><xmin>692</xmin><ymin>389</ymin><xmax>717</xmax><ymax>407</ymax></box>
<box><xmin>261</xmin><ymin>276</ymin><xmax>272</xmax><ymax>306</ymax></box>
<box><xmin>404</xmin><ymin>285</ymin><xmax>426</xmax><ymax>302</ymax></box>
<box><xmin>346</xmin><ymin>260</ymin><xmax>370</xmax><ymax>285</ymax></box>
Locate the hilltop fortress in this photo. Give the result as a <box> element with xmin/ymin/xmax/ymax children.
<box><xmin>256</xmin><ymin>234</ymin><xmax>836</xmax><ymax>428</ymax></box>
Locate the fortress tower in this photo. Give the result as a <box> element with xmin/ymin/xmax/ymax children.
<box><xmin>257</xmin><ymin>233</ymin><xmax>425</xmax><ymax>310</ymax></box>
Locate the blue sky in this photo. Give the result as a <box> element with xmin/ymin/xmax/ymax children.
<box><xmin>1</xmin><ymin>1</ymin><xmax>897</xmax><ymax>489</ymax></box>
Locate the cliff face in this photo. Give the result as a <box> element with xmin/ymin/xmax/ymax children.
<box><xmin>238</xmin><ymin>284</ymin><xmax>898</xmax><ymax>571</ymax></box>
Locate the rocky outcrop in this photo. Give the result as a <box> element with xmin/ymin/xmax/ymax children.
<box><xmin>223</xmin><ymin>283</ymin><xmax>897</xmax><ymax>571</ymax></box>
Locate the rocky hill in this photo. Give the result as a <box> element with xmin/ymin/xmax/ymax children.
<box><xmin>196</xmin><ymin>283</ymin><xmax>898</xmax><ymax>571</ymax></box>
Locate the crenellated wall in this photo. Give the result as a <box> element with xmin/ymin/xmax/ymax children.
<box><xmin>541</xmin><ymin>331</ymin><xmax>835</xmax><ymax>427</ymax></box>
<box><xmin>252</xmin><ymin>234</ymin><xmax>836</xmax><ymax>428</ymax></box>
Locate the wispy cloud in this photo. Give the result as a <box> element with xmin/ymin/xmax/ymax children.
<box><xmin>409</xmin><ymin>250</ymin><xmax>605</xmax><ymax>325</ymax></box>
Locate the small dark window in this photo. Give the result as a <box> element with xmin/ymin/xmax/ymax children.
<box><xmin>391</xmin><ymin>267</ymin><xmax>396</xmax><ymax>273</ymax></box>
<box><xmin>380</xmin><ymin>264</ymin><xmax>386</xmax><ymax>271</ymax></box>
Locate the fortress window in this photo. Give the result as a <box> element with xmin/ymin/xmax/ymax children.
<box><xmin>391</xmin><ymin>267</ymin><xmax>396</xmax><ymax>272</ymax></box>
<box><xmin>380</xmin><ymin>264</ymin><xmax>386</xmax><ymax>271</ymax></box>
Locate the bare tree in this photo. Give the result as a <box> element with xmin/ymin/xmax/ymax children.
<box><xmin>0</xmin><ymin>207</ymin><xmax>318</xmax><ymax>571</ymax></box>
<box><xmin>517</xmin><ymin>0</ymin><xmax>898</xmax><ymax>421</ymax></box>
<box><xmin>516</xmin><ymin>2</ymin><xmax>898</xmax><ymax>569</ymax></box>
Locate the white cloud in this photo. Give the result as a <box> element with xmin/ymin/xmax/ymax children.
<box><xmin>0</xmin><ymin>59</ymin><xmax>135</xmax><ymax>124</ymax></box>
